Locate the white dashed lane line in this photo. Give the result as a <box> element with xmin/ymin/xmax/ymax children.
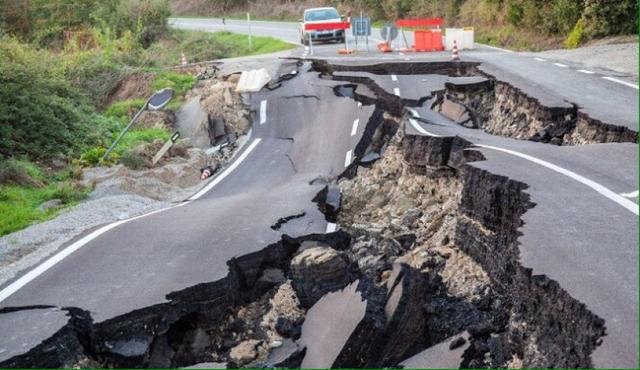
<box><xmin>344</xmin><ymin>150</ymin><xmax>353</xmax><ymax>167</ymax></box>
<box><xmin>577</xmin><ymin>69</ymin><xmax>595</xmax><ymax>74</ymax></box>
<box><xmin>553</xmin><ymin>62</ymin><xmax>569</xmax><ymax>68</ymax></box>
<box><xmin>601</xmin><ymin>76</ymin><xmax>639</xmax><ymax>90</ymax></box>
<box><xmin>394</xmin><ymin>87</ymin><xmax>400</xmax><ymax>96</ymax></box>
<box><xmin>351</xmin><ymin>119</ymin><xmax>359</xmax><ymax>136</ymax></box>
<box><xmin>259</xmin><ymin>100</ymin><xmax>267</xmax><ymax>124</ymax></box>
<box><xmin>325</xmin><ymin>222</ymin><xmax>337</xmax><ymax>233</ymax></box>
<box><xmin>391</xmin><ymin>74</ymin><xmax>398</xmax><ymax>81</ymax></box>
<box><xmin>534</xmin><ymin>57</ymin><xmax>546</xmax><ymax>62</ymax></box>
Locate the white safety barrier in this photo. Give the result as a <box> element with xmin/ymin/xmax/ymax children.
<box><xmin>236</xmin><ymin>68</ymin><xmax>271</xmax><ymax>93</ymax></box>
<box><xmin>445</xmin><ymin>27</ymin><xmax>474</xmax><ymax>50</ymax></box>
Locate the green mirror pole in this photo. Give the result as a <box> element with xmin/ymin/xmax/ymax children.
<box><xmin>101</xmin><ymin>97</ymin><xmax>151</xmax><ymax>163</ymax></box>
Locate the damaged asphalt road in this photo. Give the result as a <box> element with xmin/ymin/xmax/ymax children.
<box><xmin>0</xmin><ymin>56</ymin><xmax>637</xmax><ymax>369</ymax></box>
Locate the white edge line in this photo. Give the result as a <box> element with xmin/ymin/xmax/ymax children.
<box><xmin>350</xmin><ymin>119</ymin><xmax>359</xmax><ymax>136</ymax></box>
<box><xmin>406</xmin><ymin>117</ymin><xmax>638</xmax><ymax>215</ymax></box>
<box><xmin>259</xmin><ymin>100</ymin><xmax>267</xmax><ymax>124</ymax></box>
<box><xmin>621</xmin><ymin>190</ymin><xmax>639</xmax><ymax>198</ymax></box>
<box><xmin>553</xmin><ymin>62</ymin><xmax>569</xmax><ymax>68</ymax></box>
<box><xmin>408</xmin><ymin>118</ymin><xmax>440</xmax><ymax>137</ymax></box>
<box><xmin>407</xmin><ymin>108</ymin><xmax>420</xmax><ymax>118</ymax></box>
<box><xmin>0</xmin><ymin>139</ymin><xmax>263</xmax><ymax>303</ymax></box>
<box><xmin>534</xmin><ymin>57</ymin><xmax>546</xmax><ymax>62</ymax></box>
<box><xmin>325</xmin><ymin>222</ymin><xmax>337</xmax><ymax>233</ymax></box>
<box><xmin>602</xmin><ymin>76</ymin><xmax>639</xmax><ymax>89</ymax></box>
<box><xmin>190</xmin><ymin>138</ymin><xmax>262</xmax><ymax>200</ymax></box>
<box><xmin>0</xmin><ymin>202</ymin><xmax>185</xmax><ymax>304</ymax></box>
<box><xmin>344</xmin><ymin>150</ymin><xmax>353</xmax><ymax>167</ymax></box>
<box><xmin>478</xmin><ymin>43</ymin><xmax>514</xmax><ymax>53</ymax></box>
<box><xmin>393</xmin><ymin>87</ymin><xmax>400</xmax><ymax>96</ymax></box>
<box><xmin>577</xmin><ymin>69</ymin><xmax>595</xmax><ymax>74</ymax></box>
<box><xmin>475</xmin><ymin>144</ymin><xmax>639</xmax><ymax>216</ymax></box>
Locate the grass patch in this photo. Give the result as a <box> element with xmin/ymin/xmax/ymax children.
<box><xmin>145</xmin><ymin>29</ymin><xmax>295</xmax><ymax>67</ymax></box>
<box><xmin>0</xmin><ymin>182</ymin><xmax>89</xmax><ymax>236</ymax></box>
<box><xmin>151</xmin><ymin>70</ymin><xmax>196</xmax><ymax>103</ymax></box>
<box><xmin>0</xmin><ymin>159</ymin><xmax>89</xmax><ymax>236</ymax></box>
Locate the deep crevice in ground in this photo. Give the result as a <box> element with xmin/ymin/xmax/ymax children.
<box><xmin>0</xmin><ymin>60</ymin><xmax>608</xmax><ymax>369</ymax></box>
<box><xmin>311</xmin><ymin>59</ymin><xmax>637</xmax><ymax>146</ymax></box>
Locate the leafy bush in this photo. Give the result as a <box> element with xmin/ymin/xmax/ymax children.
<box><xmin>103</xmin><ymin>99</ymin><xmax>147</xmax><ymax>123</ymax></box>
<box><xmin>0</xmin><ymin>37</ymin><xmax>115</xmax><ymax>160</ymax></box>
<box><xmin>0</xmin><ymin>159</ymin><xmax>45</xmax><ymax>187</ymax></box>
<box><xmin>565</xmin><ymin>18</ymin><xmax>585</xmax><ymax>48</ymax></box>
<box><xmin>581</xmin><ymin>0</ymin><xmax>638</xmax><ymax>38</ymax></box>
<box><xmin>506</xmin><ymin>0</ymin><xmax>524</xmax><ymax>26</ymax></box>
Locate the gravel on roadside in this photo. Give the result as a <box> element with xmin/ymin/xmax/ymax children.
<box><xmin>0</xmin><ymin>194</ymin><xmax>170</xmax><ymax>288</ymax></box>
<box><xmin>528</xmin><ymin>42</ymin><xmax>638</xmax><ymax>81</ymax></box>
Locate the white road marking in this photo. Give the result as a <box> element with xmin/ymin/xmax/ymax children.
<box><xmin>394</xmin><ymin>87</ymin><xmax>400</xmax><ymax>96</ymax></box>
<box><xmin>534</xmin><ymin>57</ymin><xmax>547</xmax><ymax>62</ymax></box>
<box><xmin>409</xmin><ymin>118</ymin><xmax>440</xmax><ymax>137</ymax></box>
<box><xmin>357</xmin><ymin>102</ymin><xmax>362</xmax><ymax>108</ymax></box>
<box><xmin>602</xmin><ymin>76</ymin><xmax>639</xmax><ymax>89</ymax></box>
<box><xmin>190</xmin><ymin>139</ymin><xmax>262</xmax><ymax>200</ymax></box>
<box><xmin>475</xmin><ymin>144</ymin><xmax>639</xmax><ymax>216</ymax></box>
<box><xmin>259</xmin><ymin>100</ymin><xmax>267</xmax><ymax>124</ymax></box>
<box><xmin>577</xmin><ymin>69</ymin><xmax>595</xmax><ymax>74</ymax></box>
<box><xmin>0</xmin><ymin>202</ymin><xmax>191</xmax><ymax>304</ymax></box>
<box><xmin>407</xmin><ymin>117</ymin><xmax>638</xmax><ymax>216</ymax></box>
<box><xmin>325</xmin><ymin>222</ymin><xmax>337</xmax><ymax>233</ymax></box>
<box><xmin>0</xmin><ymin>137</ymin><xmax>265</xmax><ymax>303</ymax></box>
<box><xmin>621</xmin><ymin>190</ymin><xmax>639</xmax><ymax>198</ymax></box>
<box><xmin>407</xmin><ymin>108</ymin><xmax>420</xmax><ymax>118</ymax></box>
<box><xmin>344</xmin><ymin>150</ymin><xmax>353</xmax><ymax>167</ymax></box>
<box><xmin>553</xmin><ymin>62</ymin><xmax>569</xmax><ymax>68</ymax></box>
<box><xmin>479</xmin><ymin>43</ymin><xmax>514</xmax><ymax>53</ymax></box>
<box><xmin>351</xmin><ymin>119</ymin><xmax>359</xmax><ymax>136</ymax></box>
<box><xmin>391</xmin><ymin>74</ymin><xmax>398</xmax><ymax>81</ymax></box>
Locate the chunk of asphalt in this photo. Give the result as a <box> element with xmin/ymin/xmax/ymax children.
<box><xmin>449</xmin><ymin>336</ymin><xmax>467</xmax><ymax>350</ymax></box>
<box><xmin>298</xmin><ymin>281</ymin><xmax>366</xmax><ymax>368</ymax></box>
<box><xmin>312</xmin><ymin>185</ymin><xmax>341</xmax><ymax>223</ymax></box>
<box><xmin>360</xmin><ymin>151</ymin><xmax>381</xmax><ymax>165</ymax></box>
<box><xmin>400</xmin><ymin>332</ymin><xmax>471</xmax><ymax>368</ymax></box>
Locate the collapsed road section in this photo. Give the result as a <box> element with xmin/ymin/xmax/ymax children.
<box><xmin>0</xmin><ymin>59</ymin><xmax>634</xmax><ymax>368</ymax></box>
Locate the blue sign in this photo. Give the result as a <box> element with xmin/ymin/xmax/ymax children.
<box><xmin>352</xmin><ymin>17</ymin><xmax>371</xmax><ymax>37</ymax></box>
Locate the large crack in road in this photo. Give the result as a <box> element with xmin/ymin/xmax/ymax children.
<box><xmin>0</xmin><ymin>59</ymin><xmax>630</xmax><ymax>368</ymax></box>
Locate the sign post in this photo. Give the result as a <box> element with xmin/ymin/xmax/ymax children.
<box><xmin>247</xmin><ymin>13</ymin><xmax>252</xmax><ymax>51</ymax></box>
<box><xmin>152</xmin><ymin>132</ymin><xmax>181</xmax><ymax>166</ymax></box>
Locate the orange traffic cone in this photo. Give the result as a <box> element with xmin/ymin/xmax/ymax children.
<box><xmin>378</xmin><ymin>41</ymin><xmax>392</xmax><ymax>53</ymax></box>
<box><xmin>181</xmin><ymin>53</ymin><xmax>188</xmax><ymax>65</ymax></box>
<box><xmin>452</xmin><ymin>41</ymin><xmax>460</xmax><ymax>61</ymax></box>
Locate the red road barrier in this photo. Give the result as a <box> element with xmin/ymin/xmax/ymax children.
<box><xmin>396</xmin><ymin>18</ymin><xmax>443</xmax><ymax>28</ymax></box>
<box><xmin>304</xmin><ymin>22</ymin><xmax>350</xmax><ymax>31</ymax></box>
<box><xmin>414</xmin><ymin>30</ymin><xmax>444</xmax><ymax>51</ymax></box>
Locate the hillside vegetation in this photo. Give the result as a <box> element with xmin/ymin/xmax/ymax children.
<box><xmin>171</xmin><ymin>0</ymin><xmax>638</xmax><ymax>50</ymax></box>
<box><xmin>0</xmin><ymin>0</ymin><xmax>293</xmax><ymax>235</ymax></box>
